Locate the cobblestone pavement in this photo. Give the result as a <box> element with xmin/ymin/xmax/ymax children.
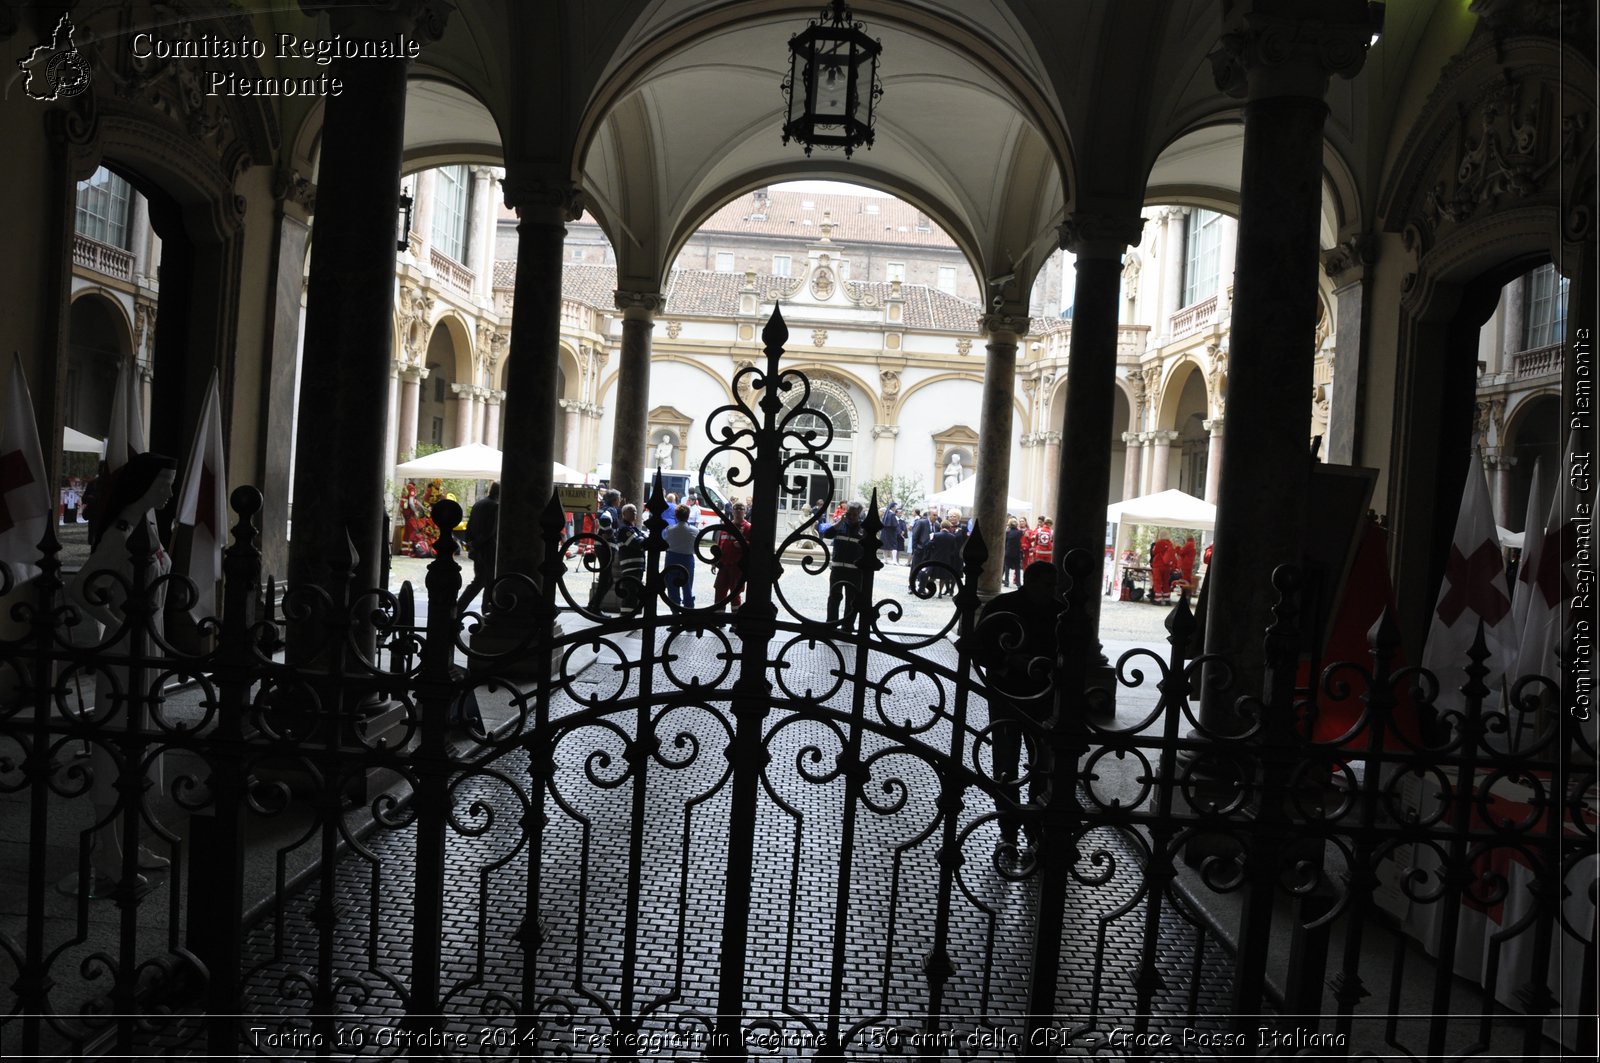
<box><xmin>181</xmin><ymin>560</ymin><xmax>1235</xmax><ymax>1058</ymax></box>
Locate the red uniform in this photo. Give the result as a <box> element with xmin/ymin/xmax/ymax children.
<box><xmin>1029</xmin><ymin>526</ymin><xmax>1054</xmax><ymax>565</ymax></box>
<box><xmin>713</xmin><ymin>518</ymin><xmax>752</xmax><ymax>608</ymax></box>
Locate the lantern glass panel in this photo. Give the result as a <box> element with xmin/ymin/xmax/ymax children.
<box><xmin>817</xmin><ymin>35</ymin><xmax>849</xmax><ymax>120</ymax></box>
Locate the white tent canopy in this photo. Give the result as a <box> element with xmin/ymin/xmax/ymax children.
<box><xmin>921</xmin><ymin>475</ymin><xmax>1033</xmax><ymax>513</ymax></box>
<box><xmin>1105</xmin><ymin>489</ymin><xmax>1216</xmax><ymax>531</ymax></box>
<box><xmin>393</xmin><ymin>443</ymin><xmax>592</xmax><ymax>484</ymax></box>
<box><xmin>63</xmin><ymin>426</ymin><xmax>105</xmax><ymax>454</ymax></box>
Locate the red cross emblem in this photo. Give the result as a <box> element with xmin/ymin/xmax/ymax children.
<box><xmin>1437</xmin><ymin>541</ymin><xmax>1510</xmax><ymax>626</ymax></box>
<box><xmin>0</xmin><ymin>449</ymin><xmax>37</xmax><ymax>533</ymax></box>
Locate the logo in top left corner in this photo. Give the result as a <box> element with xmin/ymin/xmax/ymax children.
<box><xmin>18</xmin><ymin>13</ymin><xmax>93</xmax><ymax>101</ymax></box>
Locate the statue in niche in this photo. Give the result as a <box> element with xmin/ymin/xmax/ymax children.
<box><xmin>655</xmin><ymin>433</ymin><xmax>674</xmax><ymax>469</ymax></box>
<box><xmin>944</xmin><ymin>451</ymin><xmax>967</xmax><ymax>490</ymax></box>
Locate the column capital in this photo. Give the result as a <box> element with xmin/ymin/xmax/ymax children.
<box><xmin>1121</xmin><ymin>431</ymin><xmax>1144</xmax><ymax>446</ymax></box>
<box><xmin>1482</xmin><ymin>453</ymin><xmax>1518</xmax><ymax>470</ymax></box>
<box><xmin>1320</xmin><ymin>232</ymin><xmax>1378</xmax><ymax>285</ymax></box>
<box><xmin>1039</xmin><ymin>430</ymin><xmax>1063</xmax><ymax>446</ymax></box>
<box><xmin>1149</xmin><ymin>429</ymin><xmax>1181</xmax><ymax>444</ymax></box>
<box><xmin>396</xmin><ymin>361</ymin><xmax>426</xmax><ymax>382</ymax></box>
<box><xmin>979</xmin><ymin>313</ymin><xmax>1030</xmax><ymax>341</ymax></box>
<box><xmin>301</xmin><ymin>0</ymin><xmax>450</xmax><ymax>42</ymax></box>
<box><xmin>1202</xmin><ymin>417</ymin><xmax>1225</xmax><ymax>434</ymax></box>
<box><xmin>871</xmin><ymin>424</ymin><xmax>900</xmax><ymax>439</ymax></box>
<box><xmin>500</xmin><ymin>172</ymin><xmax>584</xmax><ymax>223</ymax></box>
<box><xmin>614</xmin><ymin>290</ymin><xmax>666</xmax><ymax>318</ymax></box>
<box><xmin>1209</xmin><ymin>1</ymin><xmax>1374</xmax><ymax>101</ymax></box>
<box><xmin>450</xmin><ymin>381</ymin><xmax>472</xmax><ymax>396</ymax></box>
<box><xmin>1059</xmin><ymin>212</ymin><xmax>1146</xmax><ymax>259</ymax></box>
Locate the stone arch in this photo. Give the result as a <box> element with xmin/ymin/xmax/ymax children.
<box><xmin>65</xmin><ymin>290</ymin><xmax>134</xmax><ymax>439</ymax></box>
<box><xmin>1501</xmin><ymin>389</ymin><xmax>1561</xmax><ymax>533</ymax></box>
<box><xmin>1376</xmin><ymin>29</ymin><xmax>1595</xmax><ymax>644</ymax></box>
<box><xmin>1156</xmin><ymin>357</ymin><xmax>1206</xmax><ymax>430</ymax></box>
<box><xmin>597</xmin><ymin>354</ymin><xmax>736</xmax><ymax>410</ymax></box>
<box><xmin>430</xmin><ymin>309</ymin><xmax>478</xmax><ymax>385</ymax></box>
<box><xmin>783</xmin><ymin>364</ymin><xmax>886</xmax><ymax>427</ymax></box>
<box><xmin>556</xmin><ymin>343</ymin><xmax>584</xmax><ymax>404</ymax></box>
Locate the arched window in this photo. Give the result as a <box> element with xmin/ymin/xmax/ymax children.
<box><xmin>779</xmin><ymin>376</ymin><xmax>857</xmax><ymax>511</ymax></box>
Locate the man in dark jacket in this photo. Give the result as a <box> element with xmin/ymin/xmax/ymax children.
<box><xmin>820</xmin><ymin>499</ymin><xmax>867</xmax><ymax>630</ymax></box>
<box><xmin>456</xmin><ymin>481</ymin><xmax>500</xmax><ymax>614</ymax></box>
<box><xmin>928</xmin><ymin>519</ymin><xmax>964</xmax><ymax>597</ymax></box>
<box><xmin>972</xmin><ymin>561</ymin><xmax>1062</xmax><ymax>854</ymax></box>
<box><xmin>908</xmin><ymin>508</ymin><xmax>933</xmax><ymax>592</ymax></box>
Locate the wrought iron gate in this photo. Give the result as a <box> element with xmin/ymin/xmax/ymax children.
<box><xmin>0</xmin><ymin>307</ymin><xmax>1593</xmax><ymax>1059</ymax></box>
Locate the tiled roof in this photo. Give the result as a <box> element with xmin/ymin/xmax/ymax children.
<box><xmin>696</xmin><ymin>189</ymin><xmax>959</xmax><ymax>249</ymax></box>
<box><xmin>559</xmin><ymin>263</ymin><xmax>619</xmax><ymax>307</ymax></box>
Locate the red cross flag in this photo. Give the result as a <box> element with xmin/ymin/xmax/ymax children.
<box><xmin>0</xmin><ymin>354</ymin><xmax>53</xmax><ymax>586</ymax></box>
<box><xmin>175</xmin><ymin>372</ymin><xmax>227</xmax><ymax>622</ymax></box>
<box><xmin>1422</xmin><ymin>450</ymin><xmax>1515</xmax><ymax>716</ymax></box>
<box><xmin>106</xmin><ymin>358</ymin><xmax>147</xmax><ymax>473</ymax></box>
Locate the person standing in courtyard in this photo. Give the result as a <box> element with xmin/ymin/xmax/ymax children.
<box><xmin>713</xmin><ymin>500</ymin><xmax>752</xmax><ymax>609</ymax></box>
<box><xmin>663</xmin><ymin>502</ymin><xmax>698</xmax><ymax>609</ymax></box>
<box><xmin>820</xmin><ymin>499</ymin><xmax>867</xmax><ymax>630</ymax></box>
<box><xmin>1003</xmin><ymin>517</ymin><xmax>1023</xmax><ymax>587</ymax></box>
<box><xmin>456</xmin><ymin>481</ymin><xmax>500</xmax><ymax>615</ymax></box>
<box><xmin>880</xmin><ymin>500</ymin><xmax>905</xmax><ymax>565</ymax></box>
<box><xmin>908</xmin><ymin>507</ymin><xmax>933</xmax><ymax>593</ymax></box>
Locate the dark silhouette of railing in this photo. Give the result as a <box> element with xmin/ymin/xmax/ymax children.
<box><xmin>0</xmin><ymin>307</ymin><xmax>1591</xmax><ymax>1060</ymax></box>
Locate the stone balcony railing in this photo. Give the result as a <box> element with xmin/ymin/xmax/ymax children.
<box><xmin>1513</xmin><ymin>342</ymin><xmax>1561</xmax><ymax>378</ymax></box>
<box><xmin>73</xmin><ymin>232</ymin><xmax>134</xmax><ymax>281</ymax></box>
<box><xmin>429</xmin><ymin>247</ymin><xmax>475</xmax><ymax>294</ymax></box>
<box><xmin>1169</xmin><ymin>293</ymin><xmax>1219</xmax><ymax>339</ymax></box>
<box><xmin>561</xmin><ymin>299</ymin><xmax>597</xmax><ymax>332</ymax></box>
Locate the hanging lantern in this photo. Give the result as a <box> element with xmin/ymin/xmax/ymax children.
<box><xmin>780</xmin><ymin>0</ymin><xmax>883</xmax><ymax>158</ymax></box>
<box><xmin>396</xmin><ymin>185</ymin><xmax>414</xmax><ymax>252</ymax></box>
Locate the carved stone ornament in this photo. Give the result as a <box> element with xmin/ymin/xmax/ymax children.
<box><xmin>812</xmin><ymin>328</ymin><xmax>829</xmax><ymax>347</ymax></box>
<box><xmin>811</xmin><ymin>266</ymin><xmax>835</xmax><ymax>301</ymax></box>
<box><xmin>1320</xmin><ymin>233</ymin><xmax>1376</xmax><ymax>281</ymax></box>
<box><xmin>1208</xmin><ymin>7</ymin><xmax>1372</xmax><ymax>100</ymax></box>
<box><xmin>274</xmin><ymin>168</ymin><xmax>317</xmax><ymax>211</ymax></box>
<box><xmin>666</xmin><ymin>320</ymin><xmax>682</xmax><ymax>340</ymax></box>
<box><xmin>501</xmin><ymin>176</ymin><xmax>584</xmax><ymax>222</ymax></box>
<box><xmin>613</xmin><ymin>290</ymin><xmax>666</xmax><ymax>316</ymax></box>
<box><xmin>1059</xmin><ymin>212</ymin><xmax>1146</xmax><ymax>257</ymax></box>
<box><xmin>879</xmin><ymin>369</ymin><xmax>901</xmax><ymax>397</ymax></box>
<box><xmin>979</xmin><ymin>312</ymin><xmax>1031</xmax><ymax>339</ymax></box>
<box><xmin>955</xmin><ymin>338</ymin><xmax>972</xmax><ymax>357</ymax></box>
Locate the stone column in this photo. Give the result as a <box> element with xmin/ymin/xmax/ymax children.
<box><xmin>1216</xmin><ymin>217</ymin><xmax>1238</xmax><ymax>317</ymax></box>
<box><xmin>974</xmin><ymin>312</ymin><xmax>1028</xmax><ymax>597</ymax></box>
<box><xmin>257</xmin><ymin>189</ymin><xmax>313</xmax><ymax>579</ymax></box>
<box><xmin>129</xmin><ymin>195</ymin><xmax>153</xmax><ymax>284</ymax></box>
<box><xmin>451</xmin><ymin>382</ymin><xmax>475</xmax><ymax>447</ymax></box>
<box><xmin>1037</xmin><ymin>431</ymin><xmax>1062</xmax><ymax>518</ymax></box>
<box><xmin>1485</xmin><ymin>453</ymin><xmax>1518</xmax><ymax>526</ymax></box>
<box><xmin>411</xmin><ymin>167</ymin><xmax>436</xmax><ymax>260</ymax></box>
<box><xmin>562</xmin><ymin>401</ymin><xmax>583</xmax><ymax>467</ymax></box>
<box><xmin>287</xmin><ymin>0</ymin><xmax>446</xmax><ymax>664</ymax></box>
<box><xmin>385</xmin><ymin>363</ymin><xmax>401</xmax><ymax>474</ymax></box>
<box><xmin>1203</xmin><ymin>417</ymin><xmax>1225</xmax><ymax>504</ymax></box>
<box><xmin>1321</xmin><ymin>236</ymin><xmax>1374</xmax><ymax>463</ymax></box>
<box><xmin>1121</xmin><ymin>432</ymin><xmax>1143</xmax><ymax>502</ymax></box>
<box><xmin>1052</xmin><ymin>212</ymin><xmax>1145</xmax><ymax>587</ymax></box>
<box><xmin>489</xmin><ymin>176</ymin><xmax>581</xmax><ymax>614</ymax></box>
<box><xmin>1148</xmin><ymin>429</ymin><xmax>1179</xmax><ymax>493</ymax></box>
<box><xmin>1203</xmin><ymin>1</ymin><xmax>1371</xmax><ymax>720</ymax></box>
<box><xmin>609</xmin><ymin>290</ymin><xmax>665</xmax><ymax>504</ymax></box>
<box><xmin>397</xmin><ymin>365</ymin><xmax>424</xmax><ymax>461</ymax></box>
<box><xmin>1160</xmin><ymin>208</ymin><xmax>1189</xmax><ymax>340</ymax></box>
<box><xmin>482</xmin><ymin>389</ymin><xmax>504</xmax><ymax>450</ymax></box>
<box><xmin>1501</xmin><ymin>277</ymin><xmax>1526</xmax><ymax>363</ymax></box>
<box><xmin>469</xmin><ymin>166</ymin><xmax>495</xmax><ymax>301</ymax></box>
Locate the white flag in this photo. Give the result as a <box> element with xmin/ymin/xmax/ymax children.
<box><xmin>1421</xmin><ymin>451</ymin><xmax>1516</xmax><ymax>713</ymax></box>
<box><xmin>106</xmin><ymin>358</ymin><xmax>147</xmax><ymax>473</ymax></box>
<box><xmin>0</xmin><ymin>354</ymin><xmax>53</xmax><ymax>585</ymax></box>
<box><xmin>175</xmin><ymin>373</ymin><xmax>227</xmax><ymax>622</ymax></box>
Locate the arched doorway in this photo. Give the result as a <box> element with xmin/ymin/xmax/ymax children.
<box><xmin>64</xmin><ymin>293</ymin><xmax>131</xmax><ymax>440</ymax></box>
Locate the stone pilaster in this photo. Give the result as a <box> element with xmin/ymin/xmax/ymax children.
<box><xmin>481</xmin><ymin>389</ymin><xmax>504</xmax><ymax>450</ymax></box>
<box><xmin>609</xmin><ymin>289</ymin><xmax>666</xmax><ymax>503</ymax></box>
<box><xmin>1320</xmin><ymin>233</ymin><xmax>1375</xmax><ymax>463</ymax></box>
<box><xmin>975</xmin><ymin>311</ymin><xmax>1029</xmax><ymax>598</ymax></box>
<box><xmin>871</xmin><ymin>423</ymin><xmax>899</xmax><ymax>484</ymax></box>
<box><xmin>1036</xmin><ymin>431</ymin><xmax>1063</xmax><ymax>518</ymax></box>
<box><xmin>1202</xmin><ymin>0</ymin><xmax>1372</xmax><ymax>720</ymax></box>
<box><xmin>450</xmin><ymin>382</ymin><xmax>476</xmax><ymax>447</ymax></box>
